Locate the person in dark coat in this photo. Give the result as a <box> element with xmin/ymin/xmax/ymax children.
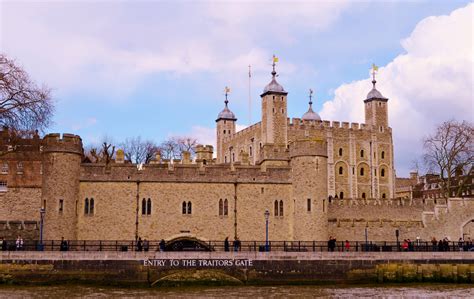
<box><xmin>136</xmin><ymin>237</ymin><xmax>143</xmax><ymax>251</ymax></box>
<box><xmin>60</xmin><ymin>237</ymin><xmax>68</xmax><ymax>251</ymax></box>
<box><xmin>224</xmin><ymin>237</ymin><xmax>230</xmax><ymax>252</ymax></box>
<box><xmin>159</xmin><ymin>239</ymin><xmax>166</xmax><ymax>252</ymax></box>
<box><xmin>143</xmin><ymin>239</ymin><xmax>149</xmax><ymax>252</ymax></box>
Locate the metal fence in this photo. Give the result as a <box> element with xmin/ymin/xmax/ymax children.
<box><xmin>1</xmin><ymin>239</ymin><xmax>473</xmax><ymax>252</ymax></box>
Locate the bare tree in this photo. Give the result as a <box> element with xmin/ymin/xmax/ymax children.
<box><xmin>423</xmin><ymin>120</ymin><xmax>473</xmax><ymax>197</ymax></box>
<box><xmin>101</xmin><ymin>141</ymin><xmax>115</xmax><ymax>165</ymax></box>
<box><xmin>0</xmin><ymin>54</ymin><xmax>53</xmax><ymax>134</ymax></box>
<box><xmin>120</xmin><ymin>136</ymin><xmax>158</xmax><ymax>164</ymax></box>
<box><xmin>158</xmin><ymin>136</ymin><xmax>199</xmax><ymax>160</ymax></box>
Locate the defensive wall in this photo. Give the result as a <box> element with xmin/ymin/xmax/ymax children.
<box><xmin>0</xmin><ymin>252</ymin><xmax>473</xmax><ymax>286</ymax></box>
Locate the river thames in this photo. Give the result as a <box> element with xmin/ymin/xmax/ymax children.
<box><xmin>0</xmin><ymin>284</ymin><xmax>473</xmax><ymax>298</ymax></box>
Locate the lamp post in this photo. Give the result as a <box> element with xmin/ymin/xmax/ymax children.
<box><xmin>39</xmin><ymin>207</ymin><xmax>45</xmax><ymax>251</ymax></box>
<box><xmin>396</xmin><ymin>229</ymin><xmax>400</xmax><ymax>251</ymax></box>
<box><xmin>264</xmin><ymin>209</ymin><xmax>270</xmax><ymax>252</ymax></box>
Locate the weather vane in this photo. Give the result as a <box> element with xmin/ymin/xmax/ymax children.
<box><xmin>224</xmin><ymin>86</ymin><xmax>230</xmax><ymax>105</ymax></box>
<box><xmin>309</xmin><ymin>88</ymin><xmax>314</xmax><ymax>105</ymax></box>
<box><xmin>371</xmin><ymin>63</ymin><xmax>379</xmax><ymax>82</ymax></box>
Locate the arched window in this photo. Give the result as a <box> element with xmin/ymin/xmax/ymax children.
<box><xmin>219</xmin><ymin>199</ymin><xmax>223</xmax><ymax>216</ymax></box>
<box><xmin>182</xmin><ymin>201</ymin><xmax>187</xmax><ymax>214</ymax></box>
<box><xmin>382</xmin><ymin>193</ymin><xmax>386</xmax><ymax>199</ymax></box>
<box><xmin>84</xmin><ymin>198</ymin><xmax>89</xmax><ymax>214</ymax></box>
<box><xmin>338</xmin><ymin>148</ymin><xmax>343</xmax><ymax>156</ymax></box>
<box><xmin>187</xmin><ymin>201</ymin><xmax>192</xmax><ymax>214</ymax></box>
<box><xmin>307</xmin><ymin>198</ymin><xmax>311</xmax><ymax>212</ymax></box>
<box><xmin>142</xmin><ymin>198</ymin><xmax>146</xmax><ymax>215</ymax></box>
<box><xmin>274</xmin><ymin>200</ymin><xmax>278</xmax><ymax>216</ymax></box>
<box><xmin>339</xmin><ymin>166</ymin><xmax>343</xmax><ymax>175</ymax></box>
<box><xmin>147</xmin><ymin>198</ymin><xmax>151</xmax><ymax>215</ymax></box>
<box><xmin>381</xmin><ymin>151</ymin><xmax>385</xmax><ymax>159</ymax></box>
<box><xmin>362</xmin><ymin>192</ymin><xmax>366</xmax><ymax>199</ymax></box>
<box><xmin>339</xmin><ymin>192</ymin><xmax>344</xmax><ymax>199</ymax></box>
<box><xmin>381</xmin><ymin>168</ymin><xmax>385</xmax><ymax>177</ymax></box>
<box><xmin>279</xmin><ymin>200</ymin><xmax>284</xmax><ymax>217</ymax></box>
<box><xmin>224</xmin><ymin>199</ymin><xmax>228</xmax><ymax>216</ymax></box>
<box><xmin>223</xmin><ymin>130</ymin><xmax>226</xmax><ymax>134</ymax></box>
<box><xmin>90</xmin><ymin>198</ymin><xmax>94</xmax><ymax>214</ymax></box>
<box><xmin>360</xmin><ymin>150</ymin><xmax>364</xmax><ymax>158</ymax></box>
<box><xmin>360</xmin><ymin>167</ymin><xmax>364</xmax><ymax>176</ymax></box>
<box><xmin>232</xmin><ymin>153</ymin><xmax>235</xmax><ymax>162</ymax></box>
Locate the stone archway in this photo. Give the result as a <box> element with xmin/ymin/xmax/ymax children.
<box><xmin>165</xmin><ymin>236</ymin><xmax>212</xmax><ymax>251</ymax></box>
<box><xmin>461</xmin><ymin>219</ymin><xmax>474</xmax><ymax>240</ymax></box>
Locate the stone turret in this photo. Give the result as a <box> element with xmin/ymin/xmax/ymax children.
<box><xmin>289</xmin><ymin>139</ymin><xmax>328</xmax><ymax>241</ymax></box>
<box><xmin>195</xmin><ymin>145</ymin><xmax>213</xmax><ymax>164</ymax></box>
<box><xmin>216</xmin><ymin>90</ymin><xmax>236</xmax><ymax>163</ymax></box>
<box><xmin>41</xmin><ymin>133</ymin><xmax>83</xmax><ymax>240</ymax></box>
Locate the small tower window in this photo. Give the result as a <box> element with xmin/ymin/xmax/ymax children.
<box><xmin>339</xmin><ymin>166</ymin><xmax>343</xmax><ymax>175</ymax></box>
<box><xmin>182</xmin><ymin>201</ymin><xmax>187</xmax><ymax>214</ymax></box>
<box><xmin>339</xmin><ymin>192</ymin><xmax>344</xmax><ymax>199</ymax></box>
<box><xmin>381</xmin><ymin>151</ymin><xmax>385</xmax><ymax>159</ymax></box>
<box><xmin>147</xmin><ymin>198</ymin><xmax>151</xmax><ymax>215</ymax></box>
<box><xmin>90</xmin><ymin>198</ymin><xmax>94</xmax><ymax>214</ymax></box>
<box><xmin>381</xmin><ymin>169</ymin><xmax>385</xmax><ymax>177</ymax></box>
<box><xmin>224</xmin><ymin>156</ymin><xmax>227</xmax><ymax>163</ymax></box>
<box><xmin>307</xmin><ymin>198</ymin><xmax>311</xmax><ymax>212</ymax></box>
<box><xmin>232</xmin><ymin>153</ymin><xmax>235</xmax><ymax>162</ymax></box>
<box><xmin>249</xmin><ymin>146</ymin><xmax>253</xmax><ymax>157</ymax></box>
<box><xmin>59</xmin><ymin>199</ymin><xmax>63</xmax><ymax>213</ymax></box>
<box><xmin>279</xmin><ymin>200</ymin><xmax>284</xmax><ymax>217</ymax></box>
<box><xmin>362</xmin><ymin>193</ymin><xmax>366</xmax><ymax>199</ymax></box>
<box><xmin>382</xmin><ymin>193</ymin><xmax>386</xmax><ymax>199</ymax></box>
<box><xmin>360</xmin><ymin>150</ymin><xmax>364</xmax><ymax>158</ymax></box>
<box><xmin>142</xmin><ymin>198</ymin><xmax>147</xmax><ymax>215</ymax></box>
<box><xmin>219</xmin><ymin>199</ymin><xmax>223</xmax><ymax>216</ymax></box>
<box><xmin>274</xmin><ymin>200</ymin><xmax>278</xmax><ymax>216</ymax></box>
<box><xmin>224</xmin><ymin>198</ymin><xmax>228</xmax><ymax>216</ymax></box>
<box><xmin>187</xmin><ymin>201</ymin><xmax>192</xmax><ymax>214</ymax></box>
<box><xmin>338</xmin><ymin>148</ymin><xmax>343</xmax><ymax>156</ymax></box>
<box><xmin>17</xmin><ymin>162</ymin><xmax>23</xmax><ymax>174</ymax></box>
<box><xmin>360</xmin><ymin>167</ymin><xmax>365</xmax><ymax>176</ymax></box>
<box><xmin>84</xmin><ymin>198</ymin><xmax>89</xmax><ymax>214</ymax></box>
<box><xmin>223</xmin><ymin>130</ymin><xmax>226</xmax><ymax>134</ymax></box>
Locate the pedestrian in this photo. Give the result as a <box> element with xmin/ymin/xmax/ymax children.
<box><xmin>60</xmin><ymin>237</ymin><xmax>68</xmax><ymax>251</ymax></box>
<box><xmin>431</xmin><ymin>237</ymin><xmax>437</xmax><ymax>251</ymax></box>
<box><xmin>438</xmin><ymin>239</ymin><xmax>444</xmax><ymax>252</ymax></box>
<box><xmin>159</xmin><ymin>239</ymin><xmax>166</xmax><ymax>252</ymax></box>
<box><xmin>224</xmin><ymin>237</ymin><xmax>230</xmax><ymax>252</ymax></box>
<box><xmin>0</xmin><ymin>237</ymin><xmax>3</xmax><ymax>251</ymax></box>
<box><xmin>458</xmin><ymin>238</ymin><xmax>464</xmax><ymax>251</ymax></box>
<box><xmin>402</xmin><ymin>239</ymin><xmax>408</xmax><ymax>251</ymax></box>
<box><xmin>443</xmin><ymin>238</ymin><xmax>449</xmax><ymax>251</ymax></box>
<box><xmin>137</xmin><ymin>237</ymin><xmax>143</xmax><ymax>252</ymax></box>
<box><xmin>344</xmin><ymin>240</ymin><xmax>350</xmax><ymax>252</ymax></box>
<box><xmin>143</xmin><ymin>239</ymin><xmax>149</xmax><ymax>252</ymax></box>
<box><xmin>233</xmin><ymin>237</ymin><xmax>241</xmax><ymax>252</ymax></box>
<box><xmin>15</xmin><ymin>235</ymin><xmax>23</xmax><ymax>251</ymax></box>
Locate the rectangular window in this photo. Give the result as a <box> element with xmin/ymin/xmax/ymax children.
<box><xmin>17</xmin><ymin>162</ymin><xmax>24</xmax><ymax>174</ymax></box>
<box><xmin>1</xmin><ymin>163</ymin><xmax>8</xmax><ymax>174</ymax></box>
<box><xmin>59</xmin><ymin>199</ymin><xmax>64</xmax><ymax>213</ymax></box>
<box><xmin>0</xmin><ymin>181</ymin><xmax>7</xmax><ymax>192</ymax></box>
<box><xmin>307</xmin><ymin>198</ymin><xmax>311</xmax><ymax>212</ymax></box>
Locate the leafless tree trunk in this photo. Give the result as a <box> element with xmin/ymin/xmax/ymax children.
<box><xmin>423</xmin><ymin>120</ymin><xmax>473</xmax><ymax>197</ymax></box>
<box><xmin>158</xmin><ymin>136</ymin><xmax>198</xmax><ymax>160</ymax></box>
<box><xmin>0</xmin><ymin>54</ymin><xmax>53</xmax><ymax>134</ymax></box>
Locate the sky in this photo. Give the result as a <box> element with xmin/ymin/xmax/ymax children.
<box><xmin>1</xmin><ymin>0</ymin><xmax>472</xmax><ymax>176</ymax></box>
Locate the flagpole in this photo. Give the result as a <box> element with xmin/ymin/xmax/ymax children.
<box><xmin>248</xmin><ymin>65</ymin><xmax>252</xmax><ymax>126</ymax></box>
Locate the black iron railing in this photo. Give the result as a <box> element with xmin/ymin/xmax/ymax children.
<box><xmin>1</xmin><ymin>239</ymin><xmax>473</xmax><ymax>252</ymax></box>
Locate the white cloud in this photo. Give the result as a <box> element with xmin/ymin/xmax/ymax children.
<box><xmin>320</xmin><ymin>3</ymin><xmax>473</xmax><ymax>176</ymax></box>
<box><xmin>1</xmin><ymin>1</ymin><xmax>350</xmax><ymax>97</ymax></box>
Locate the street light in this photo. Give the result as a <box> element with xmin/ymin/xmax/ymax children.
<box><xmin>396</xmin><ymin>229</ymin><xmax>400</xmax><ymax>251</ymax></box>
<box><xmin>39</xmin><ymin>207</ymin><xmax>45</xmax><ymax>251</ymax></box>
<box><xmin>264</xmin><ymin>209</ymin><xmax>270</xmax><ymax>252</ymax></box>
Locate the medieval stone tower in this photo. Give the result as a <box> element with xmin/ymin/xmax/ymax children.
<box><xmin>290</xmin><ymin>139</ymin><xmax>328</xmax><ymax>241</ymax></box>
<box><xmin>261</xmin><ymin>66</ymin><xmax>288</xmax><ymax>146</ymax></box>
<box><xmin>364</xmin><ymin>77</ymin><xmax>389</xmax><ymax>130</ymax></box>
<box><xmin>42</xmin><ymin>133</ymin><xmax>82</xmax><ymax>240</ymax></box>
<box><xmin>216</xmin><ymin>94</ymin><xmax>237</xmax><ymax>164</ymax></box>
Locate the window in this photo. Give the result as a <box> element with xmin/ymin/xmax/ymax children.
<box><xmin>360</xmin><ymin>150</ymin><xmax>364</xmax><ymax>158</ymax></box>
<box><xmin>360</xmin><ymin>167</ymin><xmax>365</xmax><ymax>176</ymax></box>
<box><xmin>381</xmin><ymin>169</ymin><xmax>385</xmax><ymax>177</ymax></box>
<box><xmin>307</xmin><ymin>198</ymin><xmax>311</xmax><ymax>212</ymax></box>
<box><xmin>274</xmin><ymin>200</ymin><xmax>278</xmax><ymax>216</ymax></box>
<box><xmin>232</xmin><ymin>153</ymin><xmax>235</xmax><ymax>162</ymax></box>
<box><xmin>379</xmin><ymin>126</ymin><xmax>384</xmax><ymax>133</ymax></box>
<box><xmin>224</xmin><ymin>156</ymin><xmax>227</xmax><ymax>163</ymax></box>
<box><xmin>249</xmin><ymin>146</ymin><xmax>253</xmax><ymax>157</ymax></box>
<box><xmin>224</xmin><ymin>199</ymin><xmax>228</xmax><ymax>216</ymax></box>
<box><xmin>182</xmin><ymin>201</ymin><xmax>187</xmax><ymax>214</ymax></box>
<box><xmin>59</xmin><ymin>199</ymin><xmax>63</xmax><ymax>213</ymax></box>
<box><xmin>90</xmin><ymin>198</ymin><xmax>94</xmax><ymax>214</ymax></box>
<box><xmin>339</xmin><ymin>192</ymin><xmax>344</xmax><ymax>199</ymax></box>
<box><xmin>338</xmin><ymin>148</ymin><xmax>343</xmax><ymax>156</ymax></box>
<box><xmin>339</xmin><ymin>166</ymin><xmax>343</xmax><ymax>175</ymax></box>
<box><xmin>0</xmin><ymin>181</ymin><xmax>7</xmax><ymax>192</ymax></box>
<box><xmin>219</xmin><ymin>199</ymin><xmax>223</xmax><ymax>216</ymax></box>
<box><xmin>1</xmin><ymin>163</ymin><xmax>8</xmax><ymax>174</ymax></box>
<box><xmin>382</xmin><ymin>193</ymin><xmax>386</xmax><ymax>199</ymax></box>
<box><xmin>17</xmin><ymin>162</ymin><xmax>23</xmax><ymax>174</ymax></box>
<box><xmin>223</xmin><ymin>130</ymin><xmax>226</xmax><ymax>134</ymax></box>
<box><xmin>381</xmin><ymin>151</ymin><xmax>385</xmax><ymax>159</ymax></box>
<box><xmin>142</xmin><ymin>198</ymin><xmax>152</xmax><ymax>215</ymax></box>
<box><xmin>84</xmin><ymin>198</ymin><xmax>89</xmax><ymax>214</ymax></box>
<box><xmin>187</xmin><ymin>201</ymin><xmax>192</xmax><ymax>214</ymax></box>
<box><xmin>279</xmin><ymin>200</ymin><xmax>284</xmax><ymax>217</ymax></box>
<box><xmin>362</xmin><ymin>193</ymin><xmax>366</xmax><ymax>199</ymax></box>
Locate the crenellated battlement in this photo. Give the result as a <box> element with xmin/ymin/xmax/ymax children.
<box><xmin>79</xmin><ymin>161</ymin><xmax>291</xmax><ymax>184</ymax></box>
<box><xmin>327</xmin><ymin>197</ymin><xmax>442</xmax><ymax>207</ymax></box>
<box><xmin>328</xmin><ymin>217</ymin><xmax>424</xmax><ymax>228</ymax></box>
<box><xmin>288</xmin><ymin>118</ymin><xmax>373</xmax><ymax>132</ymax></box>
<box><xmin>42</xmin><ymin>133</ymin><xmax>83</xmax><ymax>155</ymax></box>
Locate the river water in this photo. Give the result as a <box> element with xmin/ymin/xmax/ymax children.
<box><xmin>0</xmin><ymin>285</ymin><xmax>473</xmax><ymax>298</ymax></box>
